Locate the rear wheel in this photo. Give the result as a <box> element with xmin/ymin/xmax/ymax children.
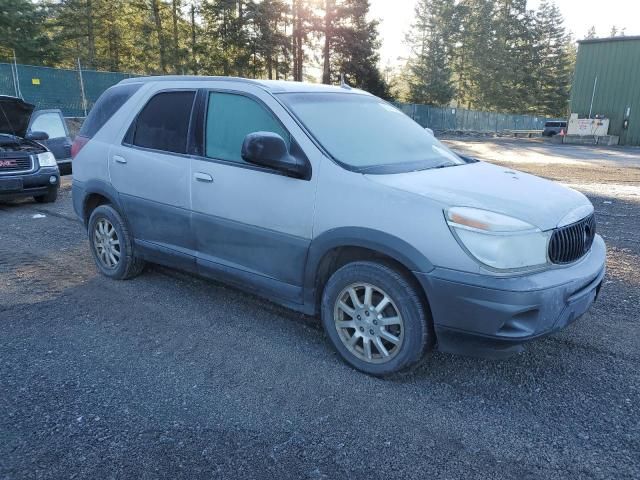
<box><xmin>34</xmin><ymin>187</ymin><xmax>58</xmax><ymax>203</ymax></box>
<box><xmin>88</xmin><ymin>204</ymin><xmax>145</xmax><ymax>280</ymax></box>
<box><xmin>321</xmin><ymin>261</ymin><xmax>433</xmax><ymax>376</ymax></box>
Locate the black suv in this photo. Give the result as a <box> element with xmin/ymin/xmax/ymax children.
<box><xmin>0</xmin><ymin>96</ymin><xmax>60</xmax><ymax>203</ymax></box>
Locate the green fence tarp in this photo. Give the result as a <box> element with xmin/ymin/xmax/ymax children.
<box><xmin>0</xmin><ymin>63</ymin><xmax>548</xmax><ymax>131</ymax></box>
<box><xmin>0</xmin><ymin>63</ymin><xmax>136</xmax><ymax>117</ymax></box>
<box><xmin>395</xmin><ymin>103</ymin><xmax>547</xmax><ymax>132</ymax></box>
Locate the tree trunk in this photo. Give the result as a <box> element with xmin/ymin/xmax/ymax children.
<box><xmin>191</xmin><ymin>4</ymin><xmax>198</xmax><ymax>74</ymax></box>
<box><xmin>292</xmin><ymin>0</ymin><xmax>299</xmax><ymax>81</ymax></box>
<box><xmin>151</xmin><ymin>0</ymin><xmax>167</xmax><ymax>73</ymax></box>
<box><xmin>172</xmin><ymin>0</ymin><xmax>180</xmax><ymax>73</ymax></box>
<box><xmin>322</xmin><ymin>0</ymin><xmax>333</xmax><ymax>84</ymax></box>
<box><xmin>86</xmin><ymin>0</ymin><xmax>95</xmax><ymax>68</ymax></box>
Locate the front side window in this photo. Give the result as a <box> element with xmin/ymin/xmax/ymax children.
<box><xmin>131</xmin><ymin>90</ymin><xmax>195</xmax><ymax>154</ymax></box>
<box><xmin>30</xmin><ymin>113</ymin><xmax>67</xmax><ymax>139</ymax></box>
<box><xmin>205</xmin><ymin>92</ymin><xmax>290</xmax><ymax>163</ymax></box>
<box><xmin>279</xmin><ymin>93</ymin><xmax>465</xmax><ymax>174</ymax></box>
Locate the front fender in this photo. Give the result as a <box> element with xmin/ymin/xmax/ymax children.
<box><xmin>302</xmin><ymin>227</ymin><xmax>434</xmax><ymax>313</ymax></box>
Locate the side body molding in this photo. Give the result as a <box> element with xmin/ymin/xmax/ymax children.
<box><xmin>302</xmin><ymin>227</ymin><xmax>435</xmax><ymax>314</ymax></box>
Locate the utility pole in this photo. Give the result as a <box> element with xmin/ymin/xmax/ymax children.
<box><xmin>77</xmin><ymin>58</ymin><xmax>88</xmax><ymax>117</ymax></box>
<box><xmin>12</xmin><ymin>50</ymin><xmax>22</xmax><ymax>98</ymax></box>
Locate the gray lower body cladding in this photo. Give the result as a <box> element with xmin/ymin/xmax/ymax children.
<box><xmin>73</xmin><ymin>179</ymin><xmax>607</xmax><ymax>358</ymax></box>
<box><xmin>416</xmin><ymin>235</ymin><xmax>607</xmax><ymax>358</ymax></box>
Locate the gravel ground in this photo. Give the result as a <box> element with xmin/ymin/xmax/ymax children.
<box><xmin>1</xmin><ymin>139</ymin><xmax>639</xmax><ymax>479</ymax></box>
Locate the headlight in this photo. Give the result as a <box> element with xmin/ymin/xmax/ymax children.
<box><xmin>446</xmin><ymin>207</ymin><xmax>550</xmax><ymax>271</ymax></box>
<box><xmin>37</xmin><ymin>152</ymin><xmax>57</xmax><ymax>167</ymax></box>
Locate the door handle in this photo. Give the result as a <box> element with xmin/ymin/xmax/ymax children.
<box><xmin>194</xmin><ymin>172</ymin><xmax>213</xmax><ymax>183</ymax></box>
<box><xmin>113</xmin><ymin>155</ymin><xmax>127</xmax><ymax>164</ymax></box>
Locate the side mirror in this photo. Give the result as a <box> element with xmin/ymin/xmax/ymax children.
<box><xmin>424</xmin><ymin>127</ymin><xmax>434</xmax><ymax>136</ymax></box>
<box><xmin>241</xmin><ymin>132</ymin><xmax>310</xmax><ymax>179</ymax></box>
<box><xmin>26</xmin><ymin>131</ymin><xmax>49</xmax><ymax>141</ymax></box>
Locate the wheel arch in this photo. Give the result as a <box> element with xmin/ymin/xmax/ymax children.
<box><xmin>303</xmin><ymin>228</ymin><xmax>434</xmax><ymax>315</ymax></box>
<box><xmin>80</xmin><ymin>180</ymin><xmax>124</xmax><ymax>227</ymax></box>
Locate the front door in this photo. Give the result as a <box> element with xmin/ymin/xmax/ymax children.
<box><xmin>109</xmin><ymin>89</ymin><xmax>197</xmax><ymax>266</ymax></box>
<box><xmin>28</xmin><ymin>109</ymin><xmax>72</xmax><ymax>162</ymax></box>
<box><xmin>190</xmin><ymin>89</ymin><xmax>317</xmax><ymax>303</ymax></box>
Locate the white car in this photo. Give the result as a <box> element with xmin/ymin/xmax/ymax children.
<box><xmin>71</xmin><ymin>77</ymin><xmax>606</xmax><ymax>376</ymax></box>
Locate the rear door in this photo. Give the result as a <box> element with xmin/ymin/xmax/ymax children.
<box><xmin>28</xmin><ymin>109</ymin><xmax>72</xmax><ymax>163</ymax></box>
<box><xmin>190</xmin><ymin>87</ymin><xmax>318</xmax><ymax>303</ymax></box>
<box><xmin>109</xmin><ymin>88</ymin><xmax>197</xmax><ymax>269</ymax></box>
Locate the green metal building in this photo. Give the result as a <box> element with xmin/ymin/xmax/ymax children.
<box><xmin>570</xmin><ymin>36</ymin><xmax>640</xmax><ymax>146</ymax></box>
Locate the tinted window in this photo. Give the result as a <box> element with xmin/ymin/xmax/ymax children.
<box><xmin>79</xmin><ymin>83</ymin><xmax>141</xmax><ymax>138</ymax></box>
<box><xmin>131</xmin><ymin>91</ymin><xmax>195</xmax><ymax>154</ymax></box>
<box><xmin>205</xmin><ymin>92</ymin><xmax>289</xmax><ymax>163</ymax></box>
<box><xmin>31</xmin><ymin>113</ymin><xmax>67</xmax><ymax>139</ymax></box>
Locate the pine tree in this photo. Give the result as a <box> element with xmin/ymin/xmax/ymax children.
<box><xmin>200</xmin><ymin>0</ymin><xmax>251</xmax><ymax>76</ymax></box>
<box><xmin>291</xmin><ymin>0</ymin><xmax>316</xmax><ymax>81</ymax></box>
<box><xmin>0</xmin><ymin>0</ymin><xmax>57</xmax><ymax>65</ymax></box>
<box><xmin>453</xmin><ymin>0</ymin><xmax>496</xmax><ymax>109</ymax></box>
<box><xmin>533</xmin><ymin>0</ymin><xmax>573</xmax><ymax>117</ymax></box>
<box><xmin>405</xmin><ymin>0</ymin><xmax>456</xmax><ymax>106</ymax></box>
<box><xmin>248</xmin><ymin>0</ymin><xmax>291</xmax><ymax>79</ymax></box>
<box><xmin>487</xmin><ymin>0</ymin><xmax>537</xmax><ymax>113</ymax></box>
<box><xmin>329</xmin><ymin>0</ymin><xmax>389</xmax><ymax>97</ymax></box>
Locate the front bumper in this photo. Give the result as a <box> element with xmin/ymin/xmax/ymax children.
<box><xmin>416</xmin><ymin>235</ymin><xmax>606</xmax><ymax>358</ymax></box>
<box><xmin>0</xmin><ymin>167</ymin><xmax>60</xmax><ymax>199</ymax></box>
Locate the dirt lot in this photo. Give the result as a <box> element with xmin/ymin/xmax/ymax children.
<box><xmin>1</xmin><ymin>138</ymin><xmax>639</xmax><ymax>479</ymax></box>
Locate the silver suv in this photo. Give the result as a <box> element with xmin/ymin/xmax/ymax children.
<box><xmin>72</xmin><ymin>77</ymin><xmax>606</xmax><ymax>375</ymax></box>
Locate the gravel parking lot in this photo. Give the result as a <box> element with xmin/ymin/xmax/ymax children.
<box><xmin>1</xmin><ymin>138</ymin><xmax>639</xmax><ymax>479</ymax></box>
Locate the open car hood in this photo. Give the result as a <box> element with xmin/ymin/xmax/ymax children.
<box><xmin>0</xmin><ymin>95</ymin><xmax>35</xmax><ymax>138</ymax></box>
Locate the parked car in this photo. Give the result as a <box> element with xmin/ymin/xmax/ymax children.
<box><xmin>27</xmin><ymin>108</ymin><xmax>73</xmax><ymax>175</ymax></box>
<box><xmin>72</xmin><ymin>77</ymin><xmax>606</xmax><ymax>376</ymax></box>
<box><xmin>0</xmin><ymin>96</ymin><xmax>60</xmax><ymax>203</ymax></box>
<box><xmin>543</xmin><ymin>120</ymin><xmax>567</xmax><ymax>137</ymax></box>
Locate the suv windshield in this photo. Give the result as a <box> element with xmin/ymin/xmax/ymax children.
<box><xmin>278</xmin><ymin>92</ymin><xmax>464</xmax><ymax>174</ymax></box>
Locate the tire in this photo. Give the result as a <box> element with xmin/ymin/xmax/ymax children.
<box><xmin>88</xmin><ymin>204</ymin><xmax>145</xmax><ymax>280</ymax></box>
<box><xmin>34</xmin><ymin>187</ymin><xmax>58</xmax><ymax>203</ymax></box>
<box><xmin>321</xmin><ymin>261</ymin><xmax>433</xmax><ymax>376</ymax></box>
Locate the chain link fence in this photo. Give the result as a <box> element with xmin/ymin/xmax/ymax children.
<box><xmin>395</xmin><ymin>103</ymin><xmax>548</xmax><ymax>133</ymax></box>
<box><xmin>0</xmin><ymin>62</ymin><xmax>137</xmax><ymax>117</ymax></box>
<box><xmin>1</xmin><ymin>62</ymin><xmax>548</xmax><ymax>132</ymax></box>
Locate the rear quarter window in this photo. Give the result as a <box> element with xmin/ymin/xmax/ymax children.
<box><xmin>79</xmin><ymin>83</ymin><xmax>142</xmax><ymax>138</ymax></box>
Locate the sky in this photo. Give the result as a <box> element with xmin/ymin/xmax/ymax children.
<box><xmin>370</xmin><ymin>0</ymin><xmax>640</xmax><ymax>66</ymax></box>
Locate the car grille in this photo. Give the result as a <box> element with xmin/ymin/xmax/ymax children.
<box><xmin>548</xmin><ymin>214</ymin><xmax>596</xmax><ymax>264</ymax></box>
<box><xmin>0</xmin><ymin>156</ymin><xmax>33</xmax><ymax>174</ymax></box>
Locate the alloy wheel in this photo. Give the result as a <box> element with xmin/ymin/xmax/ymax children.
<box><xmin>333</xmin><ymin>283</ymin><xmax>404</xmax><ymax>364</ymax></box>
<box><xmin>93</xmin><ymin>218</ymin><xmax>121</xmax><ymax>269</ymax></box>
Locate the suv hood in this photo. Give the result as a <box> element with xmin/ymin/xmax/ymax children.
<box><xmin>365</xmin><ymin>161</ymin><xmax>591</xmax><ymax>231</ymax></box>
<box><xmin>0</xmin><ymin>96</ymin><xmax>35</xmax><ymax>138</ymax></box>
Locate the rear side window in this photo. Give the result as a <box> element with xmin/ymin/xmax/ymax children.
<box><xmin>79</xmin><ymin>83</ymin><xmax>141</xmax><ymax>138</ymax></box>
<box><xmin>205</xmin><ymin>92</ymin><xmax>289</xmax><ymax>163</ymax></box>
<box><xmin>130</xmin><ymin>91</ymin><xmax>195</xmax><ymax>154</ymax></box>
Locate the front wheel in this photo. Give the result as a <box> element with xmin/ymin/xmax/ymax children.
<box><xmin>321</xmin><ymin>261</ymin><xmax>433</xmax><ymax>376</ymax></box>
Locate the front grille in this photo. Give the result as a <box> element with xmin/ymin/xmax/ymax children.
<box><xmin>0</xmin><ymin>156</ymin><xmax>33</xmax><ymax>174</ymax></box>
<box><xmin>548</xmin><ymin>214</ymin><xmax>596</xmax><ymax>264</ymax></box>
